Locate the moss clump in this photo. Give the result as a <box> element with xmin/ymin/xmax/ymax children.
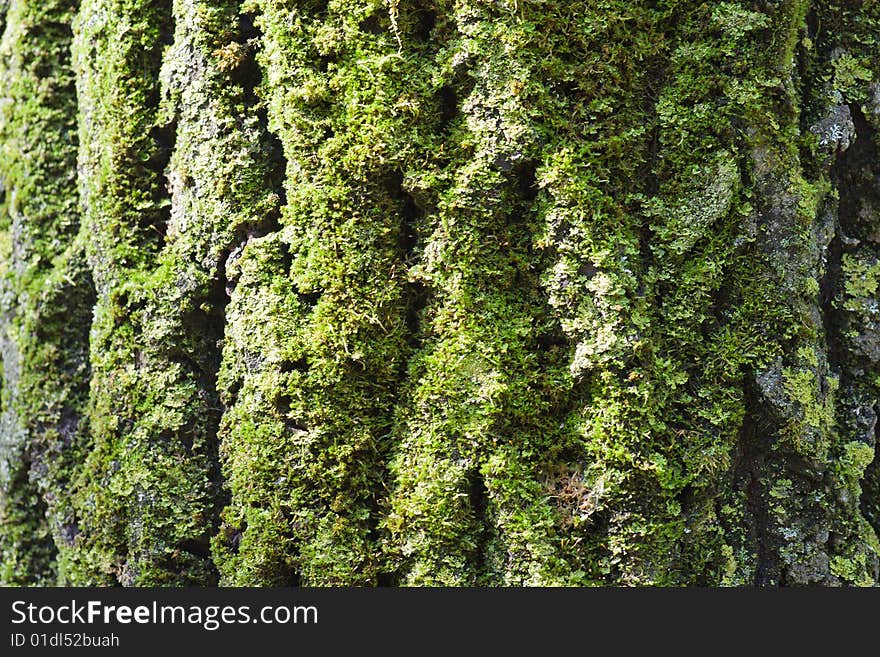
<box><xmin>64</xmin><ymin>0</ymin><xmax>279</xmax><ymax>585</ymax></box>
<box><xmin>0</xmin><ymin>0</ymin><xmax>91</xmax><ymax>586</ymax></box>
<box><xmin>213</xmin><ymin>0</ymin><xmax>431</xmax><ymax>586</ymax></box>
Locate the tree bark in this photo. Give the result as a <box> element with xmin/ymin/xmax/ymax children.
<box><xmin>1</xmin><ymin>0</ymin><xmax>879</xmax><ymax>586</ymax></box>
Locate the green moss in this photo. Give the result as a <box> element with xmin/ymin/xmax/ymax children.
<box><xmin>2</xmin><ymin>0</ymin><xmax>880</xmax><ymax>587</ymax></box>
<box><xmin>842</xmin><ymin>253</ymin><xmax>880</xmax><ymax>299</ymax></box>
<box><xmin>782</xmin><ymin>366</ymin><xmax>835</xmax><ymax>432</ymax></box>
<box><xmin>213</xmin><ymin>0</ymin><xmax>422</xmax><ymax>585</ymax></box>
<box><xmin>645</xmin><ymin>151</ymin><xmax>740</xmax><ymax>256</ymax></box>
<box><xmin>0</xmin><ymin>0</ymin><xmax>90</xmax><ymax>586</ymax></box>
<box><xmin>839</xmin><ymin>441</ymin><xmax>875</xmax><ymax>483</ymax></box>
<box><xmin>64</xmin><ymin>0</ymin><xmax>277</xmax><ymax>585</ymax></box>
<box><xmin>831</xmin><ymin>52</ymin><xmax>874</xmax><ymax>102</ymax></box>
<box><xmin>830</xmin><ymin>551</ymin><xmax>875</xmax><ymax>587</ymax></box>
<box><xmin>793</xmin><ymin>174</ymin><xmax>828</xmax><ymax>228</ymax></box>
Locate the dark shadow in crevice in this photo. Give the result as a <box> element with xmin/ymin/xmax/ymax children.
<box><xmin>731</xmin><ymin>375</ymin><xmax>780</xmax><ymax>586</ymax></box>
<box><xmin>359</xmin><ymin>13</ymin><xmax>384</xmax><ymax>35</ymax></box>
<box><xmin>515</xmin><ymin>159</ymin><xmax>539</xmax><ymax>203</ymax></box>
<box><xmin>413</xmin><ymin>7</ymin><xmax>437</xmax><ymax>43</ymax></box>
<box><xmin>436</xmin><ymin>68</ymin><xmax>475</xmax><ymax>139</ymax></box>
<box><xmin>467</xmin><ymin>468</ymin><xmax>491</xmax><ymax>579</ymax></box>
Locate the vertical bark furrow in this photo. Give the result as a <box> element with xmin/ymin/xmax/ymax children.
<box><xmin>808</xmin><ymin>0</ymin><xmax>880</xmax><ymax>581</ymax></box>
<box><xmin>67</xmin><ymin>0</ymin><xmax>261</xmax><ymax>585</ymax></box>
<box><xmin>0</xmin><ymin>0</ymin><xmax>91</xmax><ymax>586</ymax></box>
<box><xmin>638</xmin><ymin>2</ymin><xmax>803</xmax><ymax>586</ymax></box>
<box><xmin>70</xmin><ymin>0</ymin><xmax>185</xmax><ymax>585</ymax></box>
<box><xmin>827</xmin><ymin>103</ymin><xmax>880</xmax><ymax>582</ymax></box>
<box><xmin>385</xmin><ymin>0</ymin><xmax>574</xmax><ymax>586</ymax></box>
<box><xmin>214</xmin><ymin>0</ymin><xmax>427</xmax><ymax>585</ymax></box>
<box><xmin>724</xmin><ymin>0</ymin><xmax>880</xmax><ymax>585</ymax></box>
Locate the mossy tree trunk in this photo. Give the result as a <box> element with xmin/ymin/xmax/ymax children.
<box><xmin>1</xmin><ymin>0</ymin><xmax>879</xmax><ymax>586</ymax></box>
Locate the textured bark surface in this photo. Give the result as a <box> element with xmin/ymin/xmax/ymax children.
<box><xmin>1</xmin><ymin>0</ymin><xmax>879</xmax><ymax>586</ymax></box>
